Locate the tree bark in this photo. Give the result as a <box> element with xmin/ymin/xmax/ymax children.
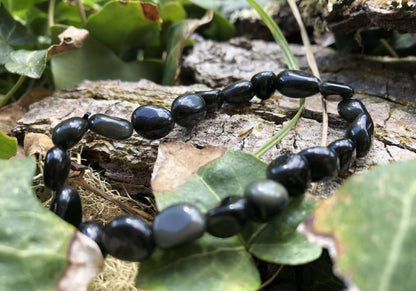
<box><xmin>15</xmin><ymin>36</ymin><xmax>416</xmax><ymax>199</ymax></box>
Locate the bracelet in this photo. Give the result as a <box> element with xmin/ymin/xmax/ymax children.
<box><xmin>44</xmin><ymin>69</ymin><xmax>374</xmax><ymax>262</ymax></box>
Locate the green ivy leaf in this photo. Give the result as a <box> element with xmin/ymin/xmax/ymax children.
<box><xmin>85</xmin><ymin>0</ymin><xmax>162</xmax><ymax>57</ymax></box>
<box><xmin>198</xmin><ymin>11</ymin><xmax>235</xmax><ymax>41</ymax></box>
<box><xmin>0</xmin><ymin>5</ymin><xmax>34</xmax><ymax>64</ymax></box>
<box><xmin>0</xmin><ymin>129</ymin><xmax>17</xmax><ymax>159</ymax></box>
<box><xmin>5</xmin><ymin>49</ymin><xmax>48</xmax><ymax>78</ymax></box>
<box><xmin>312</xmin><ymin>158</ymin><xmax>416</xmax><ymax>291</ymax></box>
<box><xmin>50</xmin><ymin>31</ymin><xmax>163</xmax><ymax>89</ymax></box>
<box><xmin>0</xmin><ymin>157</ymin><xmax>75</xmax><ymax>290</ymax></box>
<box><xmin>138</xmin><ymin>148</ymin><xmax>321</xmax><ymax>290</ymax></box>
<box><xmin>161</xmin><ymin>1</ymin><xmax>187</xmax><ymax>23</ymax></box>
<box><xmin>245</xmin><ymin>197</ymin><xmax>322</xmax><ymax>265</ymax></box>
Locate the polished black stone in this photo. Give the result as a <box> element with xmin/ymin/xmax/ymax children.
<box><xmin>266</xmin><ymin>154</ymin><xmax>311</xmax><ymax>197</ymax></box>
<box><xmin>88</xmin><ymin>114</ymin><xmax>133</xmax><ymax>140</ymax></box>
<box><xmin>299</xmin><ymin>146</ymin><xmax>339</xmax><ymax>182</ymax></box>
<box><xmin>44</xmin><ymin>146</ymin><xmax>71</xmax><ymax>191</ymax></box>
<box><xmin>153</xmin><ymin>203</ymin><xmax>205</xmax><ymax>249</ymax></box>
<box><xmin>328</xmin><ymin>138</ymin><xmax>356</xmax><ymax>173</ymax></box>
<box><xmin>244</xmin><ymin>179</ymin><xmax>289</xmax><ymax>223</ymax></box>
<box><xmin>50</xmin><ymin>185</ymin><xmax>82</xmax><ymax>227</ymax></box>
<box><xmin>251</xmin><ymin>71</ymin><xmax>277</xmax><ymax>100</ymax></box>
<box><xmin>319</xmin><ymin>81</ymin><xmax>354</xmax><ymax>100</ymax></box>
<box><xmin>171</xmin><ymin>94</ymin><xmax>207</xmax><ymax>127</ymax></box>
<box><xmin>345</xmin><ymin>113</ymin><xmax>374</xmax><ymax>158</ymax></box>
<box><xmin>337</xmin><ymin>99</ymin><xmax>368</xmax><ymax>122</ymax></box>
<box><xmin>221</xmin><ymin>80</ymin><xmax>255</xmax><ymax>104</ymax></box>
<box><xmin>79</xmin><ymin>221</ymin><xmax>106</xmax><ymax>256</ymax></box>
<box><xmin>276</xmin><ymin>70</ymin><xmax>320</xmax><ymax>98</ymax></box>
<box><xmin>196</xmin><ymin>90</ymin><xmax>224</xmax><ymax>113</ymax></box>
<box><xmin>206</xmin><ymin>196</ymin><xmax>248</xmax><ymax>238</ymax></box>
<box><xmin>52</xmin><ymin>117</ymin><xmax>89</xmax><ymax>149</ymax></box>
<box><xmin>131</xmin><ymin>105</ymin><xmax>175</xmax><ymax>139</ymax></box>
<box><xmin>102</xmin><ymin>215</ymin><xmax>154</xmax><ymax>262</ymax></box>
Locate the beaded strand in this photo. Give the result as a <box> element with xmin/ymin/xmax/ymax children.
<box><xmin>44</xmin><ymin>69</ymin><xmax>374</xmax><ymax>262</ymax></box>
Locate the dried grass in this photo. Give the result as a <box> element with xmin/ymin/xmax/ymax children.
<box><xmin>36</xmin><ymin>150</ymin><xmax>145</xmax><ymax>291</ymax></box>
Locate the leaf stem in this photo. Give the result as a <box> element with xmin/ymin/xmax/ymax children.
<box><xmin>256</xmin><ymin>264</ymin><xmax>284</xmax><ymax>290</ymax></box>
<box><xmin>48</xmin><ymin>0</ymin><xmax>56</xmax><ymax>27</ymax></box>
<box><xmin>0</xmin><ymin>75</ymin><xmax>26</xmax><ymax>107</ymax></box>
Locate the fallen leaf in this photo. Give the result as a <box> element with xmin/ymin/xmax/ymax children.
<box><xmin>23</xmin><ymin>132</ymin><xmax>54</xmax><ymax>157</ymax></box>
<box><xmin>152</xmin><ymin>141</ymin><xmax>226</xmax><ymax>192</ymax></box>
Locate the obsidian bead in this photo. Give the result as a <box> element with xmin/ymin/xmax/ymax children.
<box><xmin>206</xmin><ymin>196</ymin><xmax>248</xmax><ymax>238</ymax></box>
<box><xmin>276</xmin><ymin>70</ymin><xmax>320</xmax><ymax>98</ymax></box>
<box><xmin>44</xmin><ymin>146</ymin><xmax>71</xmax><ymax>191</ymax></box>
<box><xmin>79</xmin><ymin>221</ymin><xmax>106</xmax><ymax>256</ymax></box>
<box><xmin>102</xmin><ymin>215</ymin><xmax>154</xmax><ymax>262</ymax></box>
<box><xmin>196</xmin><ymin>90</ymin><xmax>224</xmax><ymax>113</ymax></box>
<box><xmin>88</xmin><ymin>114</ymin><xmax>133</xmax><ymax>140</ymax></box>
<box><xmin>319</xmin><ymin>81</ymin><xmax>354</xmax><ymax>100</ymax></box>
<box><xmin>328</xmin><ymin>138</ymin><xmax>356</xmax><ymax>173</ymax></box>
<box><xmin>266</xmin><ymin>154</ymin><xmax>311</xmax><ymax>197</ymax></box>
<box><xmin>337</xmin><ymin>99</ymin><xmax>368</xmax><ymax>122</ymax></box>
<box><xmin>244</xmin><ymin>179</ymin><xmax>289</xmax><ymax>223</ymax></box>
<box><xmin>153</xmin><ymin>203</ymin><xmax>205</xmax><ymax>249</ymax></box>
<box><xmin>50</xmin><ymin>185</ymin><xmax>82</xmax><ymax>227</ymax></box>
<box><xmin>171</xmin><ymin>94</ymin><xmax>207</xmax><ymax>127</ymax></box>
<box><xmin>299</xmin><ymin>146</ymin><xmax>339</xmax><ymax>182</ymax></box>
<box><xmin>221</xmin><ymin>80</ymin><xmax>255</xmax><ymax>104</ymax></box>
<box><xmin>346</xmin><ymin>113</ymin><xmax>374</xmax><ymax>158</ymax></box>
<box><xmin>52</xmin><ymin>117</ymin><xmax>89</xmax><ymax>149</ymax></box>
<box><xmin>131</xmin><ymin>105</ymin><xmax>175</xmax><ymax>139</ymax></box>
<box><xmin>251</xmin><ymin>71</ymin><xmax>277</xmax><ymax>100</ymax></box>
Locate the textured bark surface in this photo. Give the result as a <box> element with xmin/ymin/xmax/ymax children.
<box><xmin>325</xmin><ymin>0</ymin><xmax>416</xmax><ymax>33</ymax></box>
<box><xmin>231</xmin><ymin>1</ymin><xmax>416</xmax><ymax>40</ymax></box>
<box><xmin>15</xmin><ymin>36</ymin><xmax>416</xmax><ymax>199</ymax></box>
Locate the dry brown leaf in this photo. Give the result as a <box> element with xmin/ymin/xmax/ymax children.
<box><xmin>172</xmin><ymin>10</ymin><xmax>214</xmax><ymax>81</ymax></box>
<box><xmin>0</xmin><ymin>88</ymin><xmax>52</xmax><ymax>134</ymax></box>
<box><xmin>48</xmin><ymin>26</ymin><xmax>89</xmax><ymax>57</ymax></box>
<box><xmin>151</xmin><ymin>141</ymin><xmax>226</xmax><ymax>193</ymax></box>
<box><xmin>57</xmin><ymin>232</ymin><xmax>104</xmax><ymax>291</ymax></box>
<box><xmin>23</xmin><ymin>133</ymin><xmax>54</xmax><ymax>157</ymax></box>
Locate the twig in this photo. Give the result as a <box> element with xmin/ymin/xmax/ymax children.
<box><xmin>69</xmin><ymin>174</ymin><xmax>154</xmax><ymax>221</ymax></box>
<box><xmin>76</xmin><ymin>0</ymin><xmax>87</xmax><ymax>25</ymax></box>
<box><xmin>287</xmin><ymin>0</ymin><xmax>327</xmax><ymax>196</ymax></box>
<box><xmin>287</xmin><ymin>0</ymin><xmax>328</xmax><ymax>147</ymax></box>
<box><xmin>0</xmin><ymin>75</ymin><xmax>26</xmax><ymax>107</ymax></box>
<box><xmin>48</xmin><ymin>0</ymin><xmax>56</xmax><ymax>27</ymax></box>
<box><xmin>256</xmin><ymin>264</ymin><xmax>284</xmax><ymax>290</ymax></box>
<box><xmin>380</xmin><ymin>38</ymin><xmax>399</xmax><ymax>58</ymax></box>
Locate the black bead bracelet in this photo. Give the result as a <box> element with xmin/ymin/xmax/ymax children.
<box><xmin>44</xmin><ymin>69</ymin><xmax>373</xmax><ymax>262</ymax></box>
